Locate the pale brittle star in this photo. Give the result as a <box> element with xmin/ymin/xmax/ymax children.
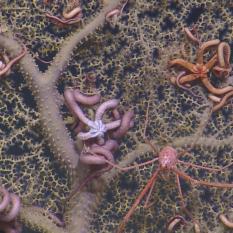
<box><xmin>64</xmin><ymin>88</ymin><xmax>121</xmax><ymax>143</ymax></box>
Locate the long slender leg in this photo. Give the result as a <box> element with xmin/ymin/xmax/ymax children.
<box><xmin>176</xmin><ymin>174</ymin><xmax>194</xmax><ymax>221</ymax></box>
<box><xmin>175</xmin><ymin>169</ymin><xmax>233</xmax><ymax>189</ymax></box>
<box><xmin>145</xmin><ymin>138</ymin><xmax>159</xmax><ymax>154</ymax></box>
<box><xmin>212</xmin><ymin>90</ymin><xmax>233</xmax><ymax>112</ymax></box>
<box><xmin>103</xmin><ymin>157</ymin><xmax>159</xmax><ymax>171</ymax></box>
<box><xmin>117</xmin><ymin>168</ymin><xmax>160</xmax><ymax>233</ymax></box>
<box><xmin>143</xmin><ymin>178</ymin><xmax>156</xmax><ymax>208</ymax></box>
<box><xmin>143</xmin><ymin>99</ymin><xmax>159</xmax><ymax>154</ymax></box>
<box><xmin>143</xmin><ymin>98</ymin><xmax>151</xmax><ymax>139</ymax></box>
<box><xmin>178</xmin><ymin>160</ymin><xmax>233</xmax><ymax>172</ymax></box>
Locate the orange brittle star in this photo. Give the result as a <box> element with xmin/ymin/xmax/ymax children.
<box><xmin>169</xmin><ymin>39</ymin><xmax>233</xmax><ymax>96</ymax></box>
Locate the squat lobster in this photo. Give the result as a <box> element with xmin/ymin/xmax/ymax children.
<box><xmin>113</xmin><ymin>142</ymin><xmax>233</xmax><ymax>233</ymax></box>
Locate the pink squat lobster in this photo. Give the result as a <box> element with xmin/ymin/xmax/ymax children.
<box><xmin>112</xmin><ymin>143</ymin><xmax>233</xmax><ymax>233</ymax></box>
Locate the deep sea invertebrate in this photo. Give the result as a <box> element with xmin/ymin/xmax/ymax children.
<box><xmin>46</xmin><ymin>0</ymin><xmax>82</xmax><ymax>25</ymax></box>
<box><xmin>170</xmin><ymin>31</ymin><xmax>233</xmax><ymax>112</ymax></box>
<box><xmin>116</xmin><ymin>145</ymin><xmax>233</xmax><ymax>233</ymax></box>
<box><xmin>166</xmin><ymin>215</ymin><xmax>187</xmax><ymax>232</ymax></box>
<box><xmin>62</xmin><ymin>0</ymin><xmax>82</xmax><ymax>20</ymax></box>
<box><xmin>1</xmin><ymin>1</ymin><xmax>233</xmax><ymax>233</ymax></box>
<box><xmin>78</xmin><ymin>99</ymin><xmax>121</xmax><ymax>141</ymax></box>
<box><xmin>219</xmin><ymin>213</ymin><xmax>233</xmax><ymax>229</ymax></box>
<box><xmin>64</xmin><ymin>88</ymin><xmax>121</xmax><ymax>142</ymax></box>
<box><xmin>183</xmin><ymin>26</ymin><xmax>200</xmax><ymax>45</ymax></box>
<box><xmin>211</xmin><ymin>90</ymin><xmax>233</xmax><ymax>112</ymax></box>
<box><xmin>105</xmin><ymin>0</ymin><xmax>129</xmax><ymax>23</ymax></box>
<box><xmin>0</xmin><ymin>187</ymin><xmax>21</xmax><ymax>233</ymax></box>
<box><xmin>169</xmin><ymin>39</ymin><xmax>233</xmax><ymax>96</ymax></box>
<box><xmin>0</xmin><ymin>45</ymin><xmax>26</xmax><ymax>78</ymax></box>
<box><xmin>213</xmin><ymin>42</ymin><xmax>232</xmax><ymax>78</ymax></box>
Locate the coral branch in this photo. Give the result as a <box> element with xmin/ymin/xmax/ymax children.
<box><xmin>47</xmin><ymin>0</ymin><xmax>122</xmax><ymax>85</ymax></box>
<box><xmin>0</xmin><ymin>0</ymin><xmax>122</xmax><ymax>172</ymax></box>
<box><xmin>20</xmin><ymin>207</ymin><xmax>66</xmax><ymax>233</ymax></box>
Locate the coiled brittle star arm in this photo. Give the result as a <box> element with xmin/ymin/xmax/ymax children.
<box><xmin>77</xmin><ymin>99</ymin><xmax>121</xmax><ymax>141</ymax></box>
<box><xmin>64</xmin><ymin>88</ymin><xmax>99</xmax><ymax>128</ymax></box>
<box><xmin>0</xmin><ymin>188</ymin><xmax>20</xmax><ymax>224</ymax></box>
<box><xmin>0</xmin><ymin>44</ymin><xmax>26</xmax><ymax>78</ymax></box>
<box><xmin>64</xmin><ymin>88</ymin><xmax>121</xmax><ymax>141</ymax></box>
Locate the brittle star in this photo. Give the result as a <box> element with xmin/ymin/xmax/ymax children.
<box><xmin>68</xmin><ymin>139</ymin><xmax>119</xmax><ymax>200</ymax></box>
<box><xmin>0</xmin><ymin>188</ymin><xmax>20</xmax><ymax>222</ymax></box>
<box><xmin>213</xmin><ymin>42</ymin><xmax>232</xmax><ymax>78</ymax></box>
<box><xmin>46</xmin><ymin>1</ymin><xmax>82</xmax><ymax>25</ymax></box>
<box><xmin>169</xmin><ymin>39</ymin><xmax>233</xmax><ymax>96</ymax></box>
<box><xmin>64</xmin><ymin>88</ymin><xmax>121</xmax><ymax>142</ymax></box>
<box><xmin>0</xmin><ymin>45</ymin><xmax>26</xmax><ymax>78</ymax></box>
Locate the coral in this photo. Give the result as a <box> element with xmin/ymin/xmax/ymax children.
<box><xmin>0</xmin><ymin>0</ymin><xmax>233</xmax><ymax>233</ymax></box>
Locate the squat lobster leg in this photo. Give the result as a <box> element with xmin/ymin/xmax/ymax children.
<box><xmin>117</xmin><ymin>168</ymin><xmax>160</xmax><ymax>233</ymax></box>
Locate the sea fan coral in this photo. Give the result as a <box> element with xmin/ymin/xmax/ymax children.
<box><xmin>0</xmin><ymin>0</ymin><xmax>233</xmax><ymax>233</ymax></box>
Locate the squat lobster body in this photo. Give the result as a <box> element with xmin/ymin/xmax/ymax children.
<box><xmin>159</xmin><ymin>146</ymin><xmax>177</xmax><ymax>169</ymax></box>
<box><xmin>116</xmin><ymin>143</ymin><xmax>233</xmax><ymax>233</ymax></box>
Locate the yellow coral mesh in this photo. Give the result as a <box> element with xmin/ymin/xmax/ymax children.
<box><xmin>0</xmin><ymin>0</ymin><xmax>233</xmax><ymax>233</ymax></box>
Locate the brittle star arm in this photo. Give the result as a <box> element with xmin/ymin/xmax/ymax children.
<box><xmin>212</xmin><ymin>90</ymin><xmax>233</xmax><ymax>112</ymax></box>
<box><xmin>76</xmin><ymin>98</ymin><xmax>122</xmax><ymax>140</ymax></box>
<box><xmin>197</xmin><ymin>39</ymin><xmax>220</xmax><ymax>64</ymax></box>
<box><xmin>77</xmin><ymin>119</ymin><xmax>121</xmax><ymax>141</ymax></box>
<box><xmin>95</xmin><ymin>99</ymin><xmax>120</xmax><ymax>121</ymax></box>
<box><xmin>46</xmin><ymin>13</ymin><xmax>82</xmax><ymax>25</ymax></box>
<box><xmin>178</xmin><ymin>74</ymin><xmax>199</xmax><ymax>84</ymax></box>
<box><xmin>169</xmin><ymin>59</ymin><xmax>195</xmax><ymax>73</ymax></box>
<box><xmin>0</xmin><ymin>45</ymin><xmax>26</xmax><ymax>77</ymax></box>
<box><xmin>64</xmin><ymin>89</ymin><xmax>95</xmax><ymax>127</ymax></box>
<box><xmin>46</xmin><ymin>0</ymin><xmax>122</xmax><ymax>85</ymax></box>
<box><xmin>205</xmin><ymin>54</ymin><xmax>218</xmax><ymax>70</ymax></box>
<box><xmin>201</xmin><ymin>76</ymin><xmax>233</xmax><ymax>95</ymax></box>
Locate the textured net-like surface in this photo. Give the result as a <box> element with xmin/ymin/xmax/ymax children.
<box><xmin>1</xmin><ymin>0</ymin><xmax>233</xmax><ymax>233</ymax></box>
